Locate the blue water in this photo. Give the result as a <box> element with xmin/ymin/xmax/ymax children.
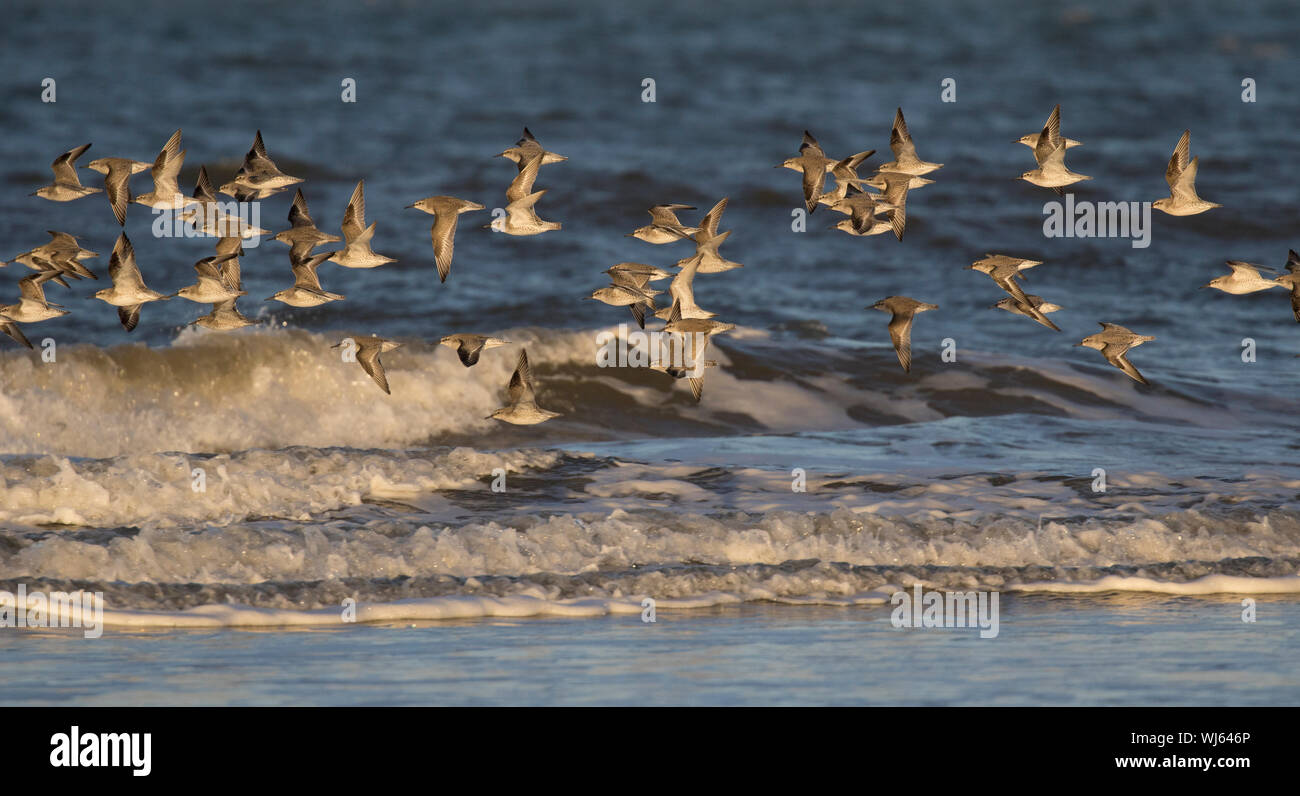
<box><xmin>1</xmin><ymin>0</ymin><xmax>1298</xmax><ymax>704</ymax></box>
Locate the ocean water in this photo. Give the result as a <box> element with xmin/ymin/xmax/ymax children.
<box><xmin>1</xmin><ymin>0</ymin><xmax>1299</xmax><ymax>704</ymax></box>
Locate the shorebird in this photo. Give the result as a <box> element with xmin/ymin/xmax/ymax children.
<box><xmin>662</xmin><ymin>298</ymin><xmax>735</xmax><ymax>338</ymax></box>
<box><xmin>176</xmin><ymin>254</ymin><xmax>245</xmax><ymax>304</ymax></box>
<box><xmin>651</xmin><ymin>335</ymin><xmax>716</xmax><ymax>402</ymax></box>
<box><xmin>869</xmin><ymin>296</ymin><xmax>938</xmax><ymax>373</ymax></box>
<box><xmin>86</xmin><ymin>154</ymin><xmax>151</xmax><ymax>225</ymax></box>
<box><xmin>407</xmin><ymin>195</ymin><xmax>484</xmax><ymax>282</ymax></box>
<box><xmin>273</xmin><ymin>189</ymin><xmax>341</xmax><ymax>261</ymax></box>
<box><xmin>628</xmin><ymin>204</ymin><xmax>698</xmax><ymax>244</ymax></box>
<box><xmin>498</xmin><ymin>127</ymin><xmax>567</xmax><ymax>169</ymax></box>
<box><xmin>992</xmin><ymin>295</ymin><xmax>1064</xmax><ymax>330</ymax></box>
<box><xmin>590</xmin><ymin>282</ymin><xmax>657</xmax><ymax>328</ymax></box>
<box><xmin>219</xmin><ymin>130</ymin><xmax>303</xmax><ymax>200</ymax></box>
<box><xmin>194</xmin><ymin>249</ymin><xmax>256</xmax><ymax>330</ymax></box>
<box><xmin>779</xmin><ymin>131</ymin><xmax>836</xmax><ymax>212</ymax></box>
<box><xmin>32</xmin><ymin>143</ymin><xmax>100</xmax><ymax>202</ymax></box>
<box><xmin>653</xmin><ymin>254</ymin><xmax>714</xmax><ymax>320</ymax></box>
<box><xmin>488</xmin><ymin>153</ymin><xmax>561</xmax><ymax>236</ymax></box>
<box><xmin>266</xmin><ymin>251</ymin><xmax>343</xmax><ymax>307</ymax></box>
<box><xmin>1154</xmin><ymin>130</ymin><xmax>1220</xmax><ymax>216</ymax></box>
<box><xmin>829</xmin><ymin>187</ymin><xmax>894</xmax><ymax>236</ymax></box>
<box><xmin>181</xmin><ymin>165</ymin><xmax>270</xmax><ymax>239</ymax></box>
<box><xmin>871</xmin><ymin>172</ymin><xmax>915</xmax><ymax>240</ymax></box>
<box><xmin>878</xmin><ymin>108</ymin><xmax>942</xmax><ymax>176</ymax></box>
<box><xmin>817</xmin><ymin>151</ymin><xmax>876</xmax><ymax>208</ymax></box>
<box><xmin>864</xmin><ymin>173</ymin><xmax>934</xmax><ymax>192</ymax></box>
<box><xmin>0</xmin><ymin>311</ymin><xmax>31</xmax><ymax>348</ymax></box>
<box><xmin>1015</xmin><ymin>105</ymin><xmax>1082</xmax><ymax>150</ymax></box>
<box><xmin>1076</xmin><ymin>323</ymin><xmax>1155</xmax><ymax>385</ymax></box>
<box><xmin>332</xmin><ymin>336</ymin><xmax>401</xmax><ymax>394</ymax></box>
<box><xmin>1</xmin><ymin>273</ymin><xmax>68</xmax><ymax>324</ymax></box>
<box><xmin>10</xmin><ymin>231</ymin><xmax>98</xmax><ymax>283</ymax></box>
<box><xmin>1272</xmin><ymin>250</ymin><xmax>1300</xmax><ymax>322</ymax></box>
<box><xmin>1020</xmin><ymin>117</ymin><xmax>1090</xmax><ymax>194</ymax></box>
<box><xmin>967</xmin><ymin>254</ymin><xmax>1059</xmax><ymax>330</ymax></box>
<box><xmin>94</xmin><ymin>234</ymin><xmax>170</xmax><ymax>331</ymax></box>
<box><xmin>1203</xmin><ymin>261</ymin><xmax>1282</xmax><ymax>294</ymax></box>
<box><xmin>133</xmin><ymin>130</ymin><xmax>196</xmax><ymax>211</ymax></box>
<box><xmin>606</xmin><ymin>262</ymin><xmax>673</xmax><ymax>285</ymax></box>
<box><xmin>439</xmin><ymin>334</ymin><xmax>510</xmax><ymax>367</ymax></box>
<box><xmin>489</xmin><ymin>349</ymin><xmax>561</xmax><ymax>424</ymax></box>
<box><xmin>328</xmin><ymin>181</ymin><xmax>396</xmax><ymax>269</ymax></box>
<box><xmin>686</xmin><ymin>197</ymin><xmax>742</xmax><ymax>273</ymax></box>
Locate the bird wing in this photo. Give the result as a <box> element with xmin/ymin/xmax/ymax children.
<box><xmin>51</xmin><ymin>143</ymin><xmax>91</xmax><ymax>186</ymax></box>
<box><xmin>887</xmin><ymin>311</ymin><xmax>915</xmax><ymax>372</ymax></box>
<box><xmin>507</xmin><ymin>349</ymin><xmax>536</xmax><ymax>404</ymax></box>
<box><xmin>104</xmin><ymin>165</ymin><xmax>133</xmax><ymax>225</ymax></box>
<box><xmin>430</xmin><ymin>212</ymin><xmax>461</xmax><ymax>283</ymax></box>
<box><xmin>357</xmin><ymin>343</ymin><xmax>392</xmax><ymax>394</ymax></box>
<box><xmin>1165</xmin><ymin>130</ymin><xmax>1190</xmax><ymax>188</ymax></box>
<box><xmin>341</xmin><ymin>181</ymin><xmax>367</xmax><ymax>241</ymax></box>
<box><xmin>507</xmin><ymin>153</ymin><xmax>543</xmax><ymax>204</ymax></box>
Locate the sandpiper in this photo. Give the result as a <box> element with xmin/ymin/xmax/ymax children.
<box><xmin>829</xmin><ymin>186</ymin><xmax>893</xmax><ymax>236</ymax></box>
<box><xmin>133</xmin><ymin>130</ymin><xmax>197</xmax><ymax>211</ymax></box>
<box><xmin>439</xmin><ymin>334</ymin><xmax>511</xmax><ymax>367</ymax></box>
<box><xmin>1</xmin><ymin>272</ymin><xmax>68</xmax><ymax>324</ymax></box>
<box><xmin>590</xmin><ymin>282</ymin><xmax>657</xmax><ymax>329</ymax></box>
<box><xmin>1076</xmin><ymin>323</ymin><xmax>1155</xmax><ymax>385</ymax></box>
<box><xmin>992</xmin><ymin>295</ymin><xmax>1064</xmax><ymax>330</ymax></box>
<box><xmin>407</xmin><ymin>194</ymin><xmax>485</xmax><ymax>281</ymax></box>
<box><xmin>333</xmin><ymin>336</ymin><xmax>401</xmax><ymax>394</ymax></box>
<box><xmin>176</xmin><ymin>254</ymin><xmax>245</xmax><ymax>304</ymax></box>
<box><xmin>1020</xmin><ymin>118</ymin><xmax>1090</xmax><ymax>195</ymax></box>
<box><xmin>181</xmin><ymin>165</ymin><xmax>271</xmax><ymax>239</ymax></box>
<box><xmin>606</xmin><ymin>262</ymin><xmax>673</xmax><ymax>285</ymax></box>
<box><xmin>194</xmin><ymin>252</ymin><xmax>255</xmax><ymax>331</ymax></box>
<box><xmin>1016</xmin><ymin>105</ymin><xmax>1082</xmax><ymax>150</ymax></box>
<box><xmin>878</xmin><ymin>108</ymin><xmax>942</xmax><ymax>176</ymax></box>
<box><xmin>86</xmin><ymin>155</ymin><xmax>152</xmax><ymax>225</ymax></box>
<box><xmin>94</xmin><ymin>234</ymin><xmax>170</xmax><ymax>331</ymax></box>
<box><xmin>498</xmin><ymin>127</ymin><xmax>567</xmax><ymax>169</ymax></box>
<box><xmin>662</xmin><ymin>297</ymin><xmax>735</xmax><ymax>337</ymax></box>
<box><xmin>489</xmin><ymin>348</ymin><xmax>562</xmax><ymax>424</ymax></box>
<box><xmin>1154</xmin><ymin>130</ymin><xmax>1220</xmax><ymax>216</ymax></box>
<box><xmin>10</xmin><ymin>231</ymin><xmax>98</xmax><ymax>282</ymax></box>
<box><xmin>329</xmin><ymin>180</ymin><xmax>396</xmax><ymax>269</ymax></box>
<box><xmin>1273</xmin><ymin>250</ymin><xmax>1300</xmax><ymax>322</ymax></box>
<box><xmin>967</xmin><ymin>254</ymin><xmax>1059</xmax><ymax>330</ymax></box>
<box><xmin>266</xmin><ymin>251</ymin><xmax>343</xmax><ymax>307</ymax></box>
<box><xmin>273</xmin><ymin>189</ymin><xmax>341</xmax><ymax>262</ymax></box>
<box><xmin>869</xmin><ymin>295</ymin><xmax>938</xmax><ymax>373</ymax></box>
<box><xmin>489</xmin><ymin>153</ymin><xmax>560</xmax><ymax>236</ymax></box>
<box><xmin>653</xmin><ymin>254</ymin><xmax>714</xmax><ymax>320</ymax></box>
<box><xmin>687</xmin><ymin>197</ymin><xmax>742</xmax><ymax>273</ymax></box>
<box><xmin>628</xmin><ymin>204</ymin><xmax>698</xmax><ymax>243</ymax></box>
<box><xmin>1203</xmin><ymin>261</ymin><xmax>1282</xmax><ymax>294</ymax></box>
<box><xmin>219</xmin><ymin>130</ymin><xmax>303</xmax><ymax>200</ymax></box>
<box><xmin>32</xmin><ymin>143</ymin><xmax>100</xmax><ymax>202</ymax></box>
<box><xmin>779</xmin><ymin>131</ymin><xmax>835</xmax><ymax>212</ymax></box>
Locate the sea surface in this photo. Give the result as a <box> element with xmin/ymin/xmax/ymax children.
<box><xmin>1</xmin><ymin>0</ymin><xmax>1299</xmax><ymax>705</ymax></box>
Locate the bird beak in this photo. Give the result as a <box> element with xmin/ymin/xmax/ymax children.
<box><xmin>404</xmin><ymin>203</ymin><xmax>416</xmax><ymax>209</ymax></box>
<box><xmin>1199</xmin><ymin>284</ymin><xmax>1211</xmax><ymax>289</ymax></box>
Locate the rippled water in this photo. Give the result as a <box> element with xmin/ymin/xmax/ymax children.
<box><xmin>1</xmin><ymin>0</ymin><xmax>1298</xmax><ymax>703</ymax></box>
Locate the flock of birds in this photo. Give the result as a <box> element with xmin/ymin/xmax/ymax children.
<box><xmin>0</xmin><ymin>107</ymin><xmax>1290</xmax><ymax>417</ymax></box>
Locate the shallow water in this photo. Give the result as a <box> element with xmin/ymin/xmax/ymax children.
<box><xmin>3</xmin><ymin>598</ymin><xmax>1296</xmax><ymax>706</ymax></box>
